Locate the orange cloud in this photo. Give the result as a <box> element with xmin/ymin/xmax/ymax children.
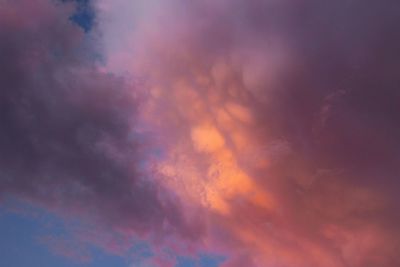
<box><xmin>97</xmin><ymin>0</ymin><xmax>400</xmax><ymax>266</ymax></box>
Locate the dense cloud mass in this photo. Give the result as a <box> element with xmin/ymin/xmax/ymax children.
<box><xmin>1</xmin><ymin>0</ymin><xmax>400</xmax><ymax>266</ymax></box>
<box><xmin>0</xmin><ymin>0</ymin><xmax>200</xmax><ymax>247</ymax></box>
<box><xmin>98</xmin><ymin>0</ymin><xmax>400</xmax><ymax>266</ymax></box>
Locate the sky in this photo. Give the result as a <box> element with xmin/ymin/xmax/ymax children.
<box><xmin>0</xmin><ymin>0</ymin><xmax>400</xmax><ymax>267</ymax></box>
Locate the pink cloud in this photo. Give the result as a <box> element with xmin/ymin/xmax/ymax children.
<box><xmin>1</xmin><ymin>0</ymin><xmax>400</xmax><ymax>266</ymax></box>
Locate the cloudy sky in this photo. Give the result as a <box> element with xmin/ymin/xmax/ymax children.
<box><xmin>1</xmin><ymin>0</ymin><xmax>400</xmax><ymax>266</ymax></box>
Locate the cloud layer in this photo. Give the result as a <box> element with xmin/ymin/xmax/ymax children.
<box><xmin>0</xmin><ymin>0</ymin><xmax>200</xmax><ymax>251</ymax></box>
<box><xmin>98</xmin><ymin>0</ymin><xmax>400</xmax><ymax>266</ymax></box>
<box><xmin>1</xmin><ymin>0</ymin><xmax>400</xmax><ymax>266</ymax></box>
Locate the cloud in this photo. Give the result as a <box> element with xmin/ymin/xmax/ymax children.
<box><xmin>0</xmin><ymin>0</ymin><xmax>203</xmax><ymax>257</ymax></box>
<box><xmin>2</xmin><ymin>0</ymin><xmax>400</xmax><ymax>266</ymax></box>
<box><xmin>97</xmin><ymin>0</ymin><xmax>400</xmax><ymax>266</ymax></box>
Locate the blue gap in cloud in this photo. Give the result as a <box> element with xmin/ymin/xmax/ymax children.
<box><xmin>176</xmin><ymin>254</ymin><xmax>226</xmax><ymax>267</ymax></box>
<box><xmin>0</xmin><ymin>199</ymin><xmax>227</xmax><ymax>267</ymax></box>
<box><xmin>0</xmin><ymin>202</ymin><xmax>126</xmax><ymax>267</ymax></box>
<box><xmin>62</xmin><ymin>0</ymin><xmax>95</xmax><ymax>32</ymax></box>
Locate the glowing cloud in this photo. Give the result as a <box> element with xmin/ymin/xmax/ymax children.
<box><xmin>1</xmin><ymin>0</ymin><xmax>400</xmax><ymax>266</ymax></box>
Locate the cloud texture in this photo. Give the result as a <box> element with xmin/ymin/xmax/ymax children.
<box><xmin>0</xmin><ymin>0</ymin><xmax>200</xmax><ymax>248</ymax></box>
<box><xmin>1</xmin><ymin>0</ymin><xmax>400</xmax><ymax>266</ymax></box>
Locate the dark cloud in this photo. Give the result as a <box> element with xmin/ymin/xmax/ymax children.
<box><xmin>250</xmin><ymin>0</ymin><xmax>400</xmax><ymax>197</ymax></box>
<box><xmin>230</xmin><ymin>0</ymin><xmax>400</xmax><ymax>266</ymax></box>
<box><xmin>0</xmin><ymin>0</ymin><xmax>201</xmax><ymax>244</ymax></box>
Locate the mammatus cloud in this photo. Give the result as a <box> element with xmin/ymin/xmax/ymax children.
<box><xmin>1</xmin><ymin>0</ymin><xmax>400</xmax><ymax>266</ymax></box>
<box><xmin>98</xmin><ymin>0</ymin><xmax>400</xmax><ymax>266</ymax></box>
